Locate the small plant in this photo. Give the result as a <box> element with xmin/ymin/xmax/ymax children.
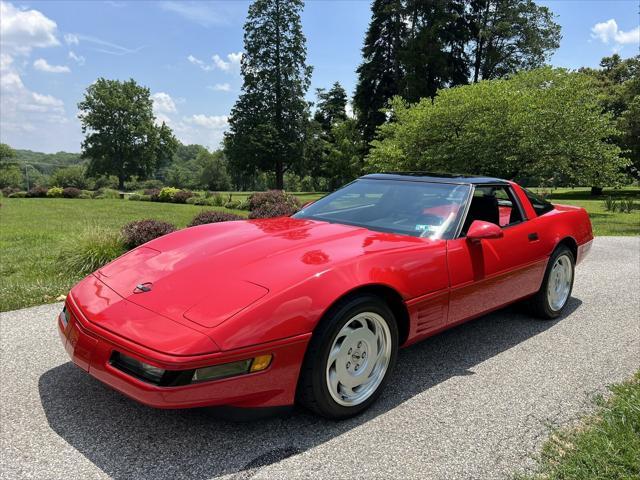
<box><xmin>47</xmin><ymin>187</ymin><xmax>64</xmax><ymax>198</ymax></box>
<box><xmin>188</xmin><ymin>211</ymin><xmax>243</xmax><ymax>227</ymax></box>
<box><xmin>173</xmin><ymin>189</ymin><xmax>194</xmax><ymax>204</ymax></box>
<box><xmin>58</xmin><ymin>226</ymin><xmax>125</xmax><ymax>275</ymax></box>
<box><xmin>157</xmin><ymin>187</ymin><xmax>181</xmax><ymax>202</ymax></box>
<box><xmin>94</xmin><ymin>188</ymin><xmax>120</xmax><ymax>199</ymax></box>
<box><xmin>121</xmin><ymin>219</ymin><xmax>176</xmax><ymax>249</ymax></box>
<box><xmin>1</xmin><ymin>187</ymin><xmax>20</xmax><ymax>197</ymax></box>
<box><xmin>209</xmin><ymin>192</ymin><xmax>224</xmax><ymax>206</ymax></box>
<box><xmin>26</xmin><ymin>186</ymin><xmax>48</xmax><ymax>198</ymax></box>
<box><xmin>78</xmin><ymin>191</ymin><xmax>93</xmax><ymax>199</ymax></box>
<box><xmin>128</xmin><ymin>193</ymin><xmax>142</xmax><ymax>201</ymax></box>
<box><xmin>619</xmin><ymin>198</ymin><xmax>636</xmax><ymax>214</ymax></box>
<box><xmin>603</xmin><ymin>196</ymin><xmax>618</xmax><ymax>212</ymax></box>
<box><xmin>248</xmin><ymin>190</ymin><xmax>302</xmax><ymax>219</ymax></box>
<box><xmin>62</xmin><ymin>187</ymin><xmax>81</xmax><ymax>198</ymax></box>
<box><xmin>8</xmin><ymin>191</ymin><xmax>26</xmax><ymax>198</ymax></box>
<box><xmin>138</xmin><ymin>194</ymin><xmax>151</xmax><ymax>202</ymax></box>
<box><xmin>144</xmin><ymin>188</ymin><xmax>160</xmax><ymax>197</ymax></box>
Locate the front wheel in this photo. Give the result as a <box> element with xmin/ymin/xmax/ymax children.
<box><xmin>528</xmin><ymin>245</ymin><xmax>575</xmax><ymax>319</ymax></box>
<box><xmin>297</xmin><ymin>295</ymin><xmax>398</xmax><ymax>419</ymax></box>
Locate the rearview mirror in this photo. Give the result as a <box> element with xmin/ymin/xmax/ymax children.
<box><xmin>466</xmin><ymin>220</ymin><xmax>503</xmax><ymax>242</ymax></box>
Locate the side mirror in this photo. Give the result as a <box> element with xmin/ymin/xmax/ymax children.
<box><xmin>466</xmin><ymin>220</ymin><xmax>503</xmax><ymax>242</ymax></box>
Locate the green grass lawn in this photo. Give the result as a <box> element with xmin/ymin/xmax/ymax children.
<box><xmin>535</xmin><ymin>187</ymin><xmax>640</xmax><ymax>236</ymax></box>
<box><xmin>521</xmin><ymin>371</ymin><xmax>640</xmax><ymax>480</ymax></box>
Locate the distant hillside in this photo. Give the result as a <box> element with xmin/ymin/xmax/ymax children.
<box><xmin>13</xmin><ymin>149</ymin><xmax>84</xmax><ymax>174</ymax></box>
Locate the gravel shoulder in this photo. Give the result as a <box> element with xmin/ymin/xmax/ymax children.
<box><xmin>1</xmin><ymin>236</ymin><xmax>639</xmax><ymax>480</ymax></box>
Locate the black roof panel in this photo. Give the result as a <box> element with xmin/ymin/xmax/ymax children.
<box><xmin>361</xmin><ymin>172</ymin><xmax>510</xmax><ymax>185</ymax></box>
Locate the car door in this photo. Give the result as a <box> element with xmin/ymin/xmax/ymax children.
<box><xmin>446</xmin><ymin>184</ymin><xmax>549</xmax><ymax>325</ymax></box>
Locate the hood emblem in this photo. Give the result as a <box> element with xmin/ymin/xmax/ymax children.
<box><xmin>133</xmin><ymin>282</ymin><xmax>152</xmax><ymax>293</ymax></box>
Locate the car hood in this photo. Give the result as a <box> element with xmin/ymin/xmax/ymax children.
<box><xmin>93</xmin><ymin>217</ymin><xmax>428</xmax><ymax>337</ymax></box>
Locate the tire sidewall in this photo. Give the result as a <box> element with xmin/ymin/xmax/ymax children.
<box><xmin>308</xmin><ymin>295</ymin><xmax>399</xmax><ymax>419</ymax></box>
<box><xmin>542</xmin><ymin>246</ymin><xmax>575</xmax><ymax>318</ymax></box>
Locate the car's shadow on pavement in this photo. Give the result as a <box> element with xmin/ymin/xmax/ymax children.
<box><xmin>39</xmin><ymin>298</ymin><xmax>581</xmax><ymax>480</ymax></box>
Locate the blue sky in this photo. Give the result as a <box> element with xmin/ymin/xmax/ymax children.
<box><xmin>1</xmin><ymin>0</ymin><xmax>638</xmax><ymax>153</ymax></box>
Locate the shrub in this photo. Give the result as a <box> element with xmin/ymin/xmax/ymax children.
<box><xmin>186</xmin><ymin>196</ymin><xmax>199</xmax><ymax>205</ymax></box>
<box><xmin>248</xmin><ymin>190</ymin><xmax>302</xmax><ymax>219</ymax></box>
<box><xmin>225</xmin><ymin>200</ymin><xmax>241</xmax><ymax>209</ymax></box>
<box><xmin>157</xmin><ymin>187</ymin><xmax>181</xmax><ymax>202</ymax></box>
<box><xmin>128</xmin><ymin>193</ymin><xmax>142</xmax><ymax>201</ymax></box>
<box><xmin>1</xmin><ymin>186</ymin><xmax>20</xmax><ymax>197</ymax></box>
<box><xmin>140</xmin><ymin>179</ymin><xmax>163</xmax><ymax>190</ymax></box>
<box><xmin>26</xmin><ymin>186</ymin><xmax>48</xmax><ymax>198</ymax></box>
<box><xmin>173</xmin><ymin>189</ymin><xmax>194</xmax><ymax>204</ymax></box>
<box><xmin>121</xmin><ymin>219</ymin><xmax>176</xmax><ymax>249</ymax></box>
<box><xmin>47</xmin><ymin>187</ymin><xmax>64</xmax><ymax>198</ymax></box>
<box><xmin>78</xmin><ymin>191</ymin><xmax>93</xmax><ymax>199</ymax></box>
<box><xmin>188</xmin><ymin>211</ymin><xmax>243</xmax><ymax>227</ymax></box>
<box><xmin>138</xmin><ymin>194</ymin><xmax>151</xmax><ymax>202</ymax></box>
<box><xmin>94</xmin><ymin>188</ymin><xmax>120</xmax><ymax>199</ymax></box>
<box><xmin>619</xmin><ymin>198</ymin><xmax>636</xmax><ymax>214</ymax></box>
<box><xmin>209</xmin><ymin>192</ymin><xmax>225</xmax><ymax>206</ymax></box>
<box><xmin>58</xmin><ymin>226</ymin><xmax>125</xmax><ymax>275</ymax></box>
<box><xmin>8</xmin><ymin>191</ymin><xmax>26</xmax><ymax>198</ymax></box>
<box><xmin>50</xmin><ymin>165</ymin><xmax>87</xmax><ymax>189</ymax></box>
<box><xmin>62</xmin><ymin>187</ymin><xmax>81</xmax><ymax>198</ymax></box>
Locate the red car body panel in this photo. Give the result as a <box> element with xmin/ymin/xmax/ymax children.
<box><xmin>59</xmin><ymin>176</ymin><xmax>594</xmax><ymax>410</ymax></box>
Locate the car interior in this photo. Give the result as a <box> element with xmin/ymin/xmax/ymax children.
<box><xmin>460</xmin><ymin>186</ymin><xmax>524</xmax><ymax>236</ymax></box>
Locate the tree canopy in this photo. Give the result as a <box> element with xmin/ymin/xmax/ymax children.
<box><xmin>367</xmin><ymin>67</ymin><xmax>628</xmax><ymax>188</ymax></box>
<box><xmin>78</xmin><ymin>78</ymin><xmax>178</xmax><ymax>190</ymax></box>
<box><xmin>225</xmin><ymin>0</ymin><xmax>312</xmax><ymax>190</ymax></box>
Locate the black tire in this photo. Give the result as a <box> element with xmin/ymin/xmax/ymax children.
<box><xmin>297</xmin><ymin>294</ymin><xmax>399</xmax><ymax>419</ymax></box>
<box><xmin>527</xmin><ymin>245</ymin><xmax>575</xmax><ymax>319</ymax></box>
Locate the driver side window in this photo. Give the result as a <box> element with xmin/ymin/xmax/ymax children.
<box><xmin>461</xmin><ymin>185</ymin><xmax>524</xmax><ymax>236</ymax></box>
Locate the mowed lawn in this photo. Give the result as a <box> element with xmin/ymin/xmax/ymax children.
<box><xmin>0</xmin><ymin>187</ymin><xmax>637</xmax><ymax>312</ymax></box>
<box><xmin>538</xmin><ymin>187</ymin><xmax>640</xmax><ymax>236</ymax></box>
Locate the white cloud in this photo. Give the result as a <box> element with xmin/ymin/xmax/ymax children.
<box><xmin>591</xmin><ymin>19</ymin><xmax>640</xmax><ymax>45</ymax></box>
<box><xmin>209</xmin><ymin>83</ymin><xmax>231</xmax><ymax>92</ymax></box>
<box><xmin>33</xmin><ymin>58</ymin><xmax>70</xmax><ymax>73</ymax></box>
<box><xmin>188</xmin><ymin>52</ymin><xmax>242</xmax><ymax>73</ymax></box>
<box><xmin>187</xmin><ymin>114</ymin><xmax>229</xmax><ymax>130</ymax></box>
<box><xmin>68</xmin><ymin>51</ymin><xmax>85</xmax><ymax>65</ymax></box>
<box><xmin>64</xmin><ymin>33</ymin><xmax>79</xmax><ymax>45</ymax></box>
<box><xmin>152</xmin><ymin>92</ymin><xmax>177</xmax><ymax>114</ymax></box>
<box><xmin>0</xmin><ymin>1</ymin><xmax>60</xmax><ymax>55</ymax></box>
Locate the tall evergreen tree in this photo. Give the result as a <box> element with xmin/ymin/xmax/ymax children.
<box><xmin>225</xmin><ymin>0</ymin><xmax>312</xmax><ymax>190</ymax></box>
<box><xmin>469</xmin><ymin>0</ymin><xmax>561</xmax><ymax>82</ymax></box>
<box><xmin>314</xmin><ymin>81</ymin><xmax>348</xmax><ymax>131</ymax></box>
<box><xmin>353</xmin><ymin>0</ymin><xmax>406</xmax><ymax>147</ymax></box>
<box><xmin>402</xmin><ymin>0</ymin><xmax>470</xmax><ymax>102</ymax></box>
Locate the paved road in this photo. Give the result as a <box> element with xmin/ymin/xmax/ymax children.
<box><xmin>1</xmin><ymin>237</ymin><xmax>639</xmax><ymax>480</ymax></box>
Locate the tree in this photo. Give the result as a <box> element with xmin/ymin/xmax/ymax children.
<box><xmin>367</xmin><ymin>68</ymin><xmax>628</xmax><ymax>188</ymax></box>
<box><xmin>469</xmin><ymin>0</ymin><xmax>561</xmax><ymax>82</ymax></box>
<box><xmin>225</xmin><ymin>0</ymin><xmax>312</xmax><ymax>190</ymax></box>
<box><xmin>401</xmin><ymin>0</ymin><xmax>470</xmax><ymax>102</ymax></box>
<box><xmin>50</xmin><ymin>165</ymin><xmax>87</xmax><ymax>189</ymax></box>
<box><xmin>581</xmin><ymin>54</ymin><xmax>640</xmax><ymax>182</ymax></box>
<box><xmin>354</xmin><ymin>0</ymin><xmax>406</xmax><ymax>147</ymax></box>
<box><xmin>0</xmin><ymin>143</ymin><xmax>16</xmax><ymax>163</ymax></box>
<box><xmin>197</xmin><ymin>150</ymin><xmax>232</xmax><ymax>191</ymax></box>
<box><xmin>78</xmin><ymin>78</ymin><xmax>178</xmax><ymax>190</ymax></box>
<box><xmin>314</xmin><ymin>82</ymin><xmax>348</xmax><ymax>130</ymax></box>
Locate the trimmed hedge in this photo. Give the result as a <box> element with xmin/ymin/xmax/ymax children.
<box><xmin>188</xmin><ymin>211</ymin><xmax>243</xmax><ymax>227</ymax></box>
<box><xmin>121</xmin><ymin>219</ymin><xmax>177</xmax><ymax>249</ymax></box>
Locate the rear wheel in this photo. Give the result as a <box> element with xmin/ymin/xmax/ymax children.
<box><xmin>297</xmin><ymin>295</ymin><xmax>398</xmax><ymax>419</ymax></box>
<box><xmin>528</xmin><ymin>245</ymin><xmax>575</xmax><ymax>319</ymax></box>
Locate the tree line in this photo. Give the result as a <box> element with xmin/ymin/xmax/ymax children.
<box><xmin>1</xmin><ymin>0</ymin><xmax>637</xmax><ymax>194</ymax></box>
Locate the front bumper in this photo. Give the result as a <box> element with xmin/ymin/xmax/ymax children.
<box><xmin>58</xmin><ymin>298</ymin><xmax>311</xmax><ymax>409</ymax></box>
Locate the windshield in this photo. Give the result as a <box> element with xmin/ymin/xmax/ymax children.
<box><xmin>294</xmin><ymin>179</ymin><xmax>471</xmax><ymax>239</ymax></box>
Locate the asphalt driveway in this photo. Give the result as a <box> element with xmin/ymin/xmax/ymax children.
<box><xmin>1</xmin><ymin>236</ymin><xmax>639</xmax><ymax>480</ymax></box>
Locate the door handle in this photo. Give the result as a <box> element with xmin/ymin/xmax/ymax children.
<box><xmin>528</xmin><ymin>232</ymin><xmax>539</xmax><ymax>241</ymax></box>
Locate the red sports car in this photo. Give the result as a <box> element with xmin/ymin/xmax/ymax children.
<box><xmin>58</xmin><ymin>173</ymin><xmax>593</xmax><ymax>419</ymax></box>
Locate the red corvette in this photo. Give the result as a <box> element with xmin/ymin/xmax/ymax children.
<box><xmin>58</xmin><ymin>173</ymin><xmax>593</xmax><ymax>418</ymax></box>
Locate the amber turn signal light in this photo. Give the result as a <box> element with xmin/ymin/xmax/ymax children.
<box><xmin>250</xmin><ymin>354</ymin><xmax>272</xmax><ymax>372</ymax></box>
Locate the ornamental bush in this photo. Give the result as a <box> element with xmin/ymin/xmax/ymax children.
<box><xmin>47</xmin><ymin>187</ymin><xmax>64</xmax><ymax>198</ymax></box>
<box><xmin>188</xmin><ymin>211</ymin><xmax>243</xmax><ymax>227</ymax></box>
<box><xmin>26</xmin><ymin>186</ymin><xmax>48</xmax><ymax>198</ymax></box>
<box><xmin>62</xmin><ymin>187</ymin><xmax>81</xmax><ymax>198</ymax></box>
<box><xmin>121</xmin><ymin>219</ymin><xmax>176</xmax><ymax>249</ymax></box>
<box><xmin>58</xmin><ymin>226</ymin><xmax>125</xmax><ymax>275</ymax></box>
<box><xmin>248</xmin><ymin>190</ymin><xmax>302</xmax><ymax>219</ymax></box>
<box><xmin>157</xmin><ymin>187</ymin><xmax>181</xmax><ymax>202</ymax></box>
<box><xmin>172</xmin><ymin>189</ymin><xmax>194</xmax><ymax>204</ymax></box>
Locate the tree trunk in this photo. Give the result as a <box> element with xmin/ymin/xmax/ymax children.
<box><xmin>590</xmin><ymin>186</ymin><xmax>604</xmax><ymax>196</ymax></box>
<box><xmin>118</xmin><ymin>174</ymin><xmax>125</xmax><ymax>192</ymax></box>
<box><xmin>275</xmin><ymin>159</ymin><xmax>284</xmax><ymax>190</ymax></box>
